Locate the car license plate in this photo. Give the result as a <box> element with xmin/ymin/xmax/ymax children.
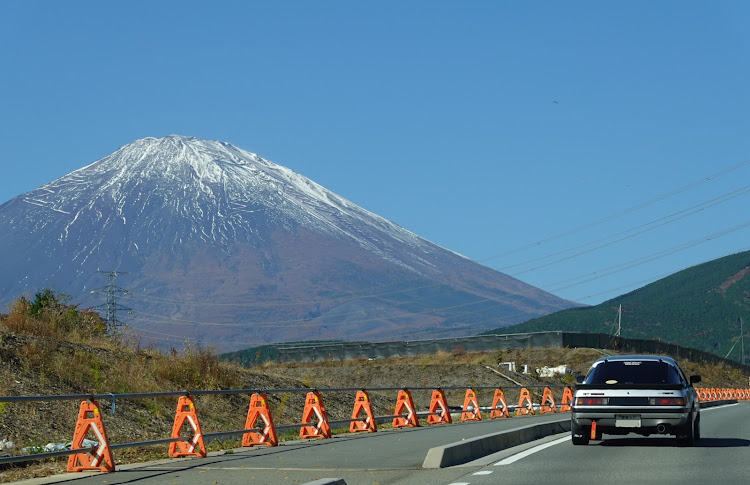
<box><xmin>615</xmin><ymin>414</ymin><xmax>641</xmax><ymax>427</ymax></box>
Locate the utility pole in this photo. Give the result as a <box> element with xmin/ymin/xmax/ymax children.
<box><xmin>607</xmin><ymin>304</ymin><xmax>623</xmax><ymax>350</ymax></box>
<box><xmin>615</xmin><ymin>304</ymin><xmax>622</xmax><ymax>338</ymax></box>
<box><xmin>91</xmin><ymin>270</ymin><xmax>132</xmax><ymax>330</ymax></box>
<box><xmin>741</xmin><ymin>317</ymin><xmax>745</xmax><ymax>365</ymax></box>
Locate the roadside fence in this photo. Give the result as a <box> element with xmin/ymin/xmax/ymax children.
<box><xmin>276</xmin><ymin>332</ymin><xmax>750</xmax><ymax>373</ymax></box>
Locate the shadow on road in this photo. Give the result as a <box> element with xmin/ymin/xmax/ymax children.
<box><xmin>598</xmin><ymin>437</ymin><xmax>750</xmax><ymax>448</ymax></box>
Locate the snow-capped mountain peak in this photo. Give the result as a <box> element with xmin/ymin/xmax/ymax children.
<box><xmin>0</xmin><ymin>135</ymin><xmax>575</xmax><ymax>351</ymax></box>
<box><xmin>12</xmin><ymin>135</ymin><xmax>442</xmax><ymax>269</ymax></box>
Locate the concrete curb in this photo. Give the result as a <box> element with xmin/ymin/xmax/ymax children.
<box><xmin>422</xmin><ymin>417</ymin><xmax>571</xmax><ymax>468</ymax></box>
<box><xmin>700</xmin><ymin>399</ymin><xmax>737</xmax><ymax>409</ymax></box>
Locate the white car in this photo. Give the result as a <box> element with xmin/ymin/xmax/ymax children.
<box><xmin>571</xmin><ymin>355</ymin><xmax>701</xmax><ymax>445</ymax></box>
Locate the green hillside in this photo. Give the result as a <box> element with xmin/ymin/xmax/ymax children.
<box><xmin>221</xmin><ymin>340</ymin><xmax>347</xmax><ymax>365</ymax></box>
<box><xmin>483</xmin><ymin>250</ymin><xmax>750</xmax><ymax>363</ymax></box>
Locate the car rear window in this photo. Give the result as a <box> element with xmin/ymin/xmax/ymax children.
<box><xmin>584</xmin><ymin>360</ymin><xmax>682</xmax><ymax>385</ymax></box>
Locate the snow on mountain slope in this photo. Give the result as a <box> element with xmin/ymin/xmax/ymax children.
<box><xmin>0</xmin><ymin>135</ymin><xmax>577</xmax><ymax>350</ymax></box>
<box><xmin>16</xmin><ymin>135</ymin><xmax>444</xmax><ymax>270</ymax></box>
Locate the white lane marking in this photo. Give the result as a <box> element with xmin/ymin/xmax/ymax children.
<box><xmin>448</xmin><ymin>483</ymin><xmax>471</xmax><ymax>485</ymax></box>
<box><xmin>493</xmin><ymin>436</ymin><xmax>570</xmax><ymax>466</ymax></box>
<box><xmin>473</xmin><ymin>470</ymin><xmax>493</xmax><ymax>475</ymax></box>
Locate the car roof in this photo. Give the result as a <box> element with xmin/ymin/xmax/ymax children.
<box><xmin>591</xmin><ymin>355</ymin><xmax>678</xmax><ymax>365</ymax></box>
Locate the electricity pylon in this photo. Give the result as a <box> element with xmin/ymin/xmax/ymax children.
<box><xmin>91</xmin><ymin>270</ymin><xmax>132</xmax><ymax>329</ymax></box>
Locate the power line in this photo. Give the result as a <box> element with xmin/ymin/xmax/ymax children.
<box><xmin>122</xmin><ymin>175</ymin><xmax>750</xmax><ymax>314</ymax></box>
<box><xmin>124</xmin><ymin>286</ymin><xmax>529</xmax><ymax>329</ymax></box>
<box><xmin>506</xmin><ymin>185</ymin><xmax>750</xmax><ymax>277</ymax></box>
<box><xmin>121</xmin><ymin>208</ymin><xmax>750</xmax><ymax>320</ymax></box>
<box><xmin>124</xmin><ymin>278</ymin><xmax>442</xmax><ymax>308</ymax></box>
<box><xmin>477</xmin><ymin>158</ymin><xmax>750</xmax><ymax>264</ymax></box>
<box><xmin>120</xmin><ymin>217</ymin><xmax>750</xmax><ymax>332</ymax></box>
<box><xmin>544</xmin><ymin>220</ymin><xmax>750</xmax><ymax>294</ymax></box>
<box><xmin>496</xmin><ymin>184</ymin><xmax>750</xmax><ymax>274</ymax></box>
<box><xmin>100</xmin><ymin>158</ymin><xmax>750</xmax><ymax>340</ymax></box>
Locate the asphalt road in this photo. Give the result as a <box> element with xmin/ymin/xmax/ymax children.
<box><xmin>446</xmin><ymin>401</ymin><xmax>750</xmax><ymax>485</ymax></box>
<box><xmin>17</xmin><ymin>403</ymin><xmax>750</xmax><ymax>485</ymax></box>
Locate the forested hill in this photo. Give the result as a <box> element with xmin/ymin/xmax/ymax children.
<box><xmin>482</xmin><ymin>250</ymin><xmax>750</xmax><ymax>363</ymax></box>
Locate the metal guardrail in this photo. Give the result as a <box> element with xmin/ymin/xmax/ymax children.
<box><xmin>0</xmin><ymin>446</ymin><xmax>97</xmax><ymax>465</ymax></box>
<box><xmin>0</xmin><ymin>384</ymin><xmax>571</xmax><ymax>471</ymax></box>
<box><xmin>0</xmin><ymin>385</ymin><xmax>559</xmax><ymax>403</ymax></box>
<box><xmin>2</xmin><ymin>384</ymin><xmax>744</xmax><ymax>472</ymax></box>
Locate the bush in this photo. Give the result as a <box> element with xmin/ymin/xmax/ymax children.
<box><xmin>0</xmin><ymin>289</ymin><xmax>109</xmax><ymax>342</ymax></box>
<box><xmin>152</xmin><ymin>341</ymin><xmax>230</xmax><ymax>389</ymax></box>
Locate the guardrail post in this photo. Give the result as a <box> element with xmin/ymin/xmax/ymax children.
<box><xmin>427</xmin><ymin>388</ymin><xmax>452</xmax><ymax>425</ymax></box>
<box><xmin>489</xmin><ymin>388</ymin><xmax>510</xmax><ymax>418</ymax></box>
<box><xmin>461</xmin><ymin>389</ymin><xmax>482</xmax><ymax>421</ymax></box>
<box><xmin>300</xmin><ymin>391</ymin><xmax>332</xmax><ymax>439</ymax></box>
<box><xmin>169</xmin><ymin>395</ymin><xmax>206</xmax><ymax>458</ymax></box>
<box><xmin>350</xmin><ymin>390</ymin><xmax>377</xmax><ymax>433</ymax></box>
<box><xmin>243</xmin><ymin>393</ymin><xmax>278</xmax><ymax>447</ymax></box>
<box><xmin>67</xmin><ymin>399</ymin><xmax>115</xmax><ymax>472</ymax></box>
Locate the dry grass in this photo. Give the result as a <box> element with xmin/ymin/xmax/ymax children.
<box><xmin>0</xmin><ymin>289</ymin><xmax>238</xmax><ymax>396</ymax></box>
<box><xmin>2</xmin><ymin>292</ymin><xmax>106</xmax><ymax>344</ymax></box>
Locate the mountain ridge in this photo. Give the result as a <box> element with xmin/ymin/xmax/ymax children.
<box><xmin>0</xmin><ymin>135</ymin><xmax>577</xmax><ymax>351</ymax></box>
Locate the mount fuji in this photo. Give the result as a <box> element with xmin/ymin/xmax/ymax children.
<box><xmin>0</xmin><ymin>135</ymin><xmax>577</xmax><ymax>351</ymax></box>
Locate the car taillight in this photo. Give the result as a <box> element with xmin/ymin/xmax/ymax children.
<box><xmin>650</xmin><ymin>397</ymin><xmax>685</xmax><ymax>406</ymax></box>
<box><xmin>576</xmin><ymin>397</ymin><xmax>608</xmax><ymax>405</ymax></box>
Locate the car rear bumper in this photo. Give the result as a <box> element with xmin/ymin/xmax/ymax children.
<box><xmin>572</xmin><ymin>407</ymin><xmax>692</xmax><ymax>433</ymax></box>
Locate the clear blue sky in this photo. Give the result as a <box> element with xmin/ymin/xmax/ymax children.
<box><xmin>2</xmin><ymin>1</ymin><xmax>749</xmax><ymax>306</ymax></box>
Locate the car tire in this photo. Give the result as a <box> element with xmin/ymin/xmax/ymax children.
<box><xmin>571</xmin><ymin>420</ymin><xmax>590</xmax><ymax>445</ymax></box>
<box><xmin>693</xmin><ymin>413</ymin><xmax>701</xmax><ymax>441</ymax></box>
<box><xmin>678</xmin><ymin>410</ymin><xmax>696</xmax><ymax>446</ymax></box>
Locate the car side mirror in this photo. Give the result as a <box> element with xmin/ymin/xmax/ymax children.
<box><xmin>689</xmin><ymin>375</ymin><xmax>701</xmax><ymax>385</ymax></box>
<box><xmin>576</xmin><ymin>375</ymin><xmax>585</xmax><ymax>384</ymax></box>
